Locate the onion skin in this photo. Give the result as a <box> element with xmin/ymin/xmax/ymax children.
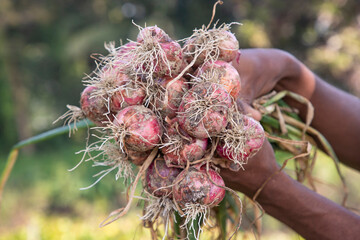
<box><xmin>114</xmin><ymin>105</ymin><xmax>162</xmax><ymax>152</ymax></box>
<box><xmin>183</xmin><ymin>37</ymin><xmax>206</xmax><ymax>67</ymax></box>
<box><xmin>196</xmin><ymin>60</ymin><xmax>241</xmax><ymax>98</ymax></box>
<box><xmin>172</xmin><ymin>165</ymin><xmax>225</xmax><ymax>208</ymax></box>
<box><xmin>212</xmin><ymin>30</ymin><xmax>239</xmax><ymax>63</ymax></box>
<box><xmin>101</xmin><ymin>45</ymin><xmax>146</xmax><ymax>112</ymax></box>
<box><xmin>111</xmin><ymin>74</ymin><xmax>146</xmax><ymax>112</ymax></box>
<box><xmin>145</xmin><ymin>158</ymin><xmax>182</xmax><ymax>198</ymax></box>
<box><xmin>216</xmin><ymin>144</ymin><xmax>238</xmax><ymax>162</ymax></box>
<box><xmin>137</xmin><ymin>26</ymin><xmax>172</xmax><ymax>43</ymax></box>
<box><xmin>163</xmin><ymin>137</ymin><xmax>208</xmax><ymax>167</ymax></box>
<box><xmin>127</xmin><ymin>149</ymin><xmax>151</xmax><ymax>166</ymax></box>
<box><xmin>80</xmin><ymin>86</ymin><xmax>112</xmax><ymax>126</ymax></box>
<box><xmin>184</xmin><ymin>30</ymin><xmax>239</xmax><ymax>67</ymax></box>
<box><xmin>114</xmin><ymin>42</ymin><xmax>138</xmax><ymax>65</ymax></box>
<box><xmin>179</xmin><ymin>59</ymin><xmax>196</xmax><ymax>80</ymax></box>
<box><xmin>138</xmin><ymin>40</ymin><xmax>183</xmax><ymax>78</ymax></box>
<box><xmin>119</xmin><ymin>82</ymin><xmax>145</xmax><ymax>107</ymax></box>
<box><xmin>161</xmin><ymin>118</ymin><xmax>208</xmax><ymax>167</ymax></box>
<box><xmin>154</xmin><ymin>76</ymin><xmax>189</xmax><ymax>119</ymax></box>
<box><xmin>178</xmin><ymin>82</ymin><xmax>232</xmax><ymax>139</ymax></box>
<box><xmin>217</xmin><ymin>115</ymin><xmax>265</xmax><ymax>162</ymax></box>
<box><xmin>155</xmin><ymin>41</ymin><xmax>184</xmax><ymax>77</ymax></box>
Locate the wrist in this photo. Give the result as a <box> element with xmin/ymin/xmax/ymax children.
<box><xmin>254</xmin><ymin>170</ymin><xmax>293</xmax><ymax>204</ymax></box>
<box><xmin>276</xmin><ymin>54</ymin><xmax>316</xmax><ymax>100</ymax></box>
<box><xmin>255</xmin><ymin>170</ymin><xmax>360</xmax><ymax>240</ymax></box>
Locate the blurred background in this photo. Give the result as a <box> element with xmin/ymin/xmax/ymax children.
<box><xmin>0</xmin><ymin>0</ymin><xmax>359</xmax><ymax>239</ymax></box>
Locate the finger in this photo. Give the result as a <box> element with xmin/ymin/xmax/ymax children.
<box><xmin>243</xmin><ymin>103</ymin><xmax>262</xmax><ymax>121</ymax></box>
<box><xmin>236</xmin><ymin>99</ymin><xmax>262</xmax><ymax>121</ymax></box>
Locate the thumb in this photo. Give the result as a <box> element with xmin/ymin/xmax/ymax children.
<box><xmin>236</xmin><ymin>99</ymin><xmax>262</xmax><ymax>121</ymax></box>
<box><xmin>244</xmin><ymin>103</ymin><xmax>262</xmax><ymax>121</ymax></box>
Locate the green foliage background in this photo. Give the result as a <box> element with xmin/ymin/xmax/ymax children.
<box><xmin>0</xmin><ymin>0</ymin><xmax>359</xmax><ymax>239</ymax></box>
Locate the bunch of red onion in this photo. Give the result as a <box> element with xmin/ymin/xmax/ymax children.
<box><xmin>57</xmin><ymin>23</ymin><xmax>265</xmax><ymax>239</ymax></box>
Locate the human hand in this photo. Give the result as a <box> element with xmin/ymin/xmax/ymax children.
<box><xmin>220</xmin><ymin>139</ymin><xmax>280</xmax><ymax>198</ymax></box>
<box><xmin>221</xmin><ymin>49</ymin><xmax>316</xmax><ymax>197</ymax></box>
<box><xmin>220</xmin><ymin>49</ymin><xmax>299</xmax><ymax>196</ymax></box>
<box><xmin>222</xmin><ymin>49</ymin><xmax>360</xmax><ymax>240</ymax></box>
<box><xmin>232</xmin><ymin>48</ymin><xmax>316</xmax><ymax>104</ymax></box>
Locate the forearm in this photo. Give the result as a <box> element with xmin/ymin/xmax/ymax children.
<box><xmin>308</xmin><ymin>78</ymin><xmax>360</xmax><ymax>170</ymax></box>
<box><xmin>223</xmin><ymin>141</ymin><xmax>360</xmax><ymax>239</ymax></box>
<box><xmin>275</xmin><ymin>57</ymin><xmax>360</xmax><ymax>170</ymax></box>
<box><xmin>256</xmin><ymin>171</ymin><xmax>360</xmax><ymax>240</ymax></box>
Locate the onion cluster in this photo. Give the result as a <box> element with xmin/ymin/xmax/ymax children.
<box><xmin>59</xmin><ymin>23</ymin><xmax>265</xmax><ymax>237</ymax></box>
